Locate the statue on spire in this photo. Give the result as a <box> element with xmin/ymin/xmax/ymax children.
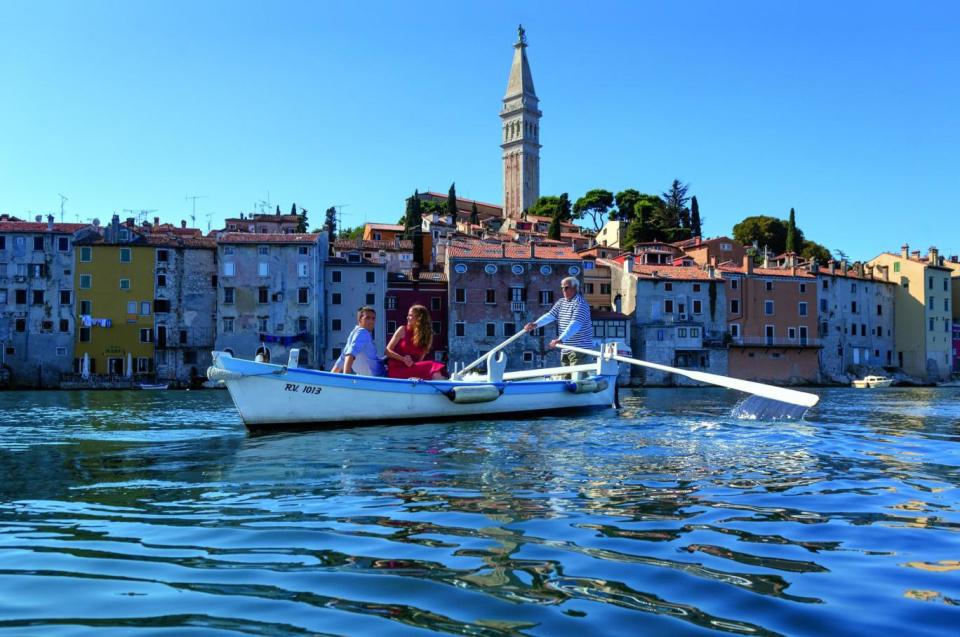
<box><xmin>517</xmin><ymin>24</ymin><xmax>526</xmax><ymax>45</ymax></box>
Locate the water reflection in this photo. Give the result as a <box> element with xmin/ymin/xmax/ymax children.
<box><xmin>1</xmin><ymin>388</ymin><xmax>959</xmax><ymax>634</ymax></box>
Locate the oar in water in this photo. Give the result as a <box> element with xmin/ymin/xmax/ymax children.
<box><xmin>561</xmin><ymin>344</ymin><xmax>819</xmax><ymax>420</ymax></box>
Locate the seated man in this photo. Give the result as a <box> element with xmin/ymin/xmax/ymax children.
<box><xmin>331</xmin><ymin>306</ymin><xmax>386</xmax><ymax>376</ymax></box>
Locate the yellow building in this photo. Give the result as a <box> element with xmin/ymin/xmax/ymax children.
<box><xmin>868</xmin><ymin>245</ymin><xmax>953</xmax><ymax>381</ymax></box>
<box><xmin>74</xmin><ymin>225</ymin><xmax>156</xmax><ymax>377</ymax></box>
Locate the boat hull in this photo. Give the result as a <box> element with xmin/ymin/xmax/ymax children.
<box><xmin>209</xmin><ymin>352</ymin><xmax>618</xmax><ymax>429</ymax></box>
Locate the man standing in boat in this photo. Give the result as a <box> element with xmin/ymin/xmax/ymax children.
<box><xmin>332</xmin><ymin>306</ymin><xmax>387</xmax><ymax>376</ymax></box>
<box><xmin>524</xmin><ymin>276</ymin><xmax>594</xmax><ymax>367</ymax></box>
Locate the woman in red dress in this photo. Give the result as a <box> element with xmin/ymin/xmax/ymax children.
<box><xmin>386</xmin><ymin>304</ymin><xmax>447</xmax><ymax>380</ymax></box>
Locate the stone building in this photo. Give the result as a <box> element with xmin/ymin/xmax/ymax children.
<box><xmin>0</xmin><ymin>216</ymin><xmax>92</xmax><ymax>387</ymax></box>
<box><xmin>814</xmin><ymin>260</ymin><xmax>896</xmax><ymax>381</ymax></box>
<box><xmin>323</xmin><ymin>254</ymin><xmax>387</xmax><ymax>368</ymax></box>
<box><xmin>215</xmin><ymin>233</ymin><xmax>326</xmax><ymax>367</ymax></box>
<box><xmin>605</xmin><ymin>254</ymin><xmax>728</xmax><ymax>385</ymax></box>
<box><xmin>501</xmin><ymin>26</ymin><xmax>541</xmax><ymax>220</ymax></box>
<box><xmin>445</xmin><ymin>239</ymin><xmax>581</xmax><ymax>372</ymax></box>
<box><xmin>224</xmin><ymin>212</ymin><xmax>301</xmax><ymax>234</ymax></box>
<box><xmin>150</xmin><ymin>232</ymin><xmax>218</xmax><ymax>387</ymax></box>
<box><xmin>868</xmin><ymin>245</ymin><xmax>953</xmax><ymax>380</ymax></box>
<box><xmin>332</xmin><ymin>238</ymin><xmax>414</xmax><ymax>275</ymax></box>
<box><xmin>721</xmin><ymin>256</ymin><xmax>820</xmax><ymax>384</ymax></box>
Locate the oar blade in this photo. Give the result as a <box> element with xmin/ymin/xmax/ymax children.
<box><xmin>732</xmin><ymin>395</ymin><xmax>812</xmax><ymax>420</ymax></box>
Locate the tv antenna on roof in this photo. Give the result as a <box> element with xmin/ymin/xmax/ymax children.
<box><xmin>123</xmin><ymin>208</ymin><xmax>158</xmax><ymax>227</ymax></box>
<box><xmin>205</xmin><ymin>212</ymin><xmax>213</xmax><ymax>232</ymax></box>
<box><xmin>185</xmin><ymin>194</ymin><xmax>207</xmax><ymax>227</ymax></box>
<box><xmin>58</xmin><ymin>193</ymin><xmax>68</xmax><ymax>223</ymax></box>
<box><xmin>331</xmin><ymin>204</ymin><xmax>349</xmax><ymax>234</ymax></box>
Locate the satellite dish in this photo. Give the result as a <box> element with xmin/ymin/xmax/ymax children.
<box><xmin>35</xmin><ymin>214</ymin><xmax>43</xmax><ymax>222</ymax></box>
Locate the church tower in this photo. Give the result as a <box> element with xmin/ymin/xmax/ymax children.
<box><xmin>501</xmin><ymin>25</ymin><xmax>541</xmax><ymax>221</ymax></box>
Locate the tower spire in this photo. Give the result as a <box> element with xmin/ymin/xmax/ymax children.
<box><xmin>501</xmin><ymin>25</ymin><xmax>541</xmax><ymax>221</ymax></box>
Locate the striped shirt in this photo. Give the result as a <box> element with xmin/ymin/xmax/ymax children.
<box><xmin>534</xmin><ymin>293</ymin><xmax>594</xmax><ymax>352</ymax></box>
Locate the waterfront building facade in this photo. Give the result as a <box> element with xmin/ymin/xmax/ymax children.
<box><xmin>74</xmin><ymin>218</ymin><xmax>157</xmax><ymax>379</ymax></box>
<box><xmin>332</xmin><ymin>238</ymin><xmax>414</xmax><ymax>275</ymax></box>
<box><xmin>0</xmin><ymin>217</ymin><xmax>91</xmax><ymax>387</ymax></box>
<box><xmin>814</xmin><ymin>260</ymin><xmax>896</xmax><ymax>380</ymax></box>
<box><xmin>445</xmin><ymin>239</ymin><xmax>581</xmax><ymax>372</ymax></box>
<box><xmin>605</xmin><ymin>255</ymin><xmax>728</xmax><ymax>385</ymax></box>
<box><xmin>868</xmin><ymin>245</ymin><xmax>953</xmax><ymax>381</ymax></box>
<box><xmin>215</xmin><ymin>233</ymin><xmax>325</xmax><ymax>367</ymax></box>
<box><xmin>323</xmin><ymin>255</ymin><xmax>386</xmax><ymax>369</ymax></box>
<box><xmin>721</xmin><ymin>257</ymin><xmax>820</xmax><ymax>383</ymax></box>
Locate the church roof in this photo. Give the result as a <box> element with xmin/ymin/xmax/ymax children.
<box><xmin>505</xmin><ymin>30</ymin><xmax>536</xmax><ymax>98</ymax></box>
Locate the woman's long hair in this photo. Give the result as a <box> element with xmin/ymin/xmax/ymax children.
<box><xmin>407</xmin><ymin>304</ymin><xmax>433</xmax><ymax>351</ymax></box>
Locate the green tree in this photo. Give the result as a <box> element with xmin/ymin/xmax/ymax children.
<box><xmin>732</xmin><ymin>215</ymin><xmax>799</xmax><ymax>256</ymax></box>
<box><xmin>295</xmin><ymin>204</ymin><xmax>308</xmax><ymax>233</ymax></box>
<box><xmin>548</xmin><ymin>212</ymin><xmax>562</xmax><ymax>240</ymax></box>
<box><xmin>690</xmin><ymin>196</ymin><xmax>702</xmax><ymax>237</ymax></box>
<box><xmin>801</xmin><ymin>240</ymin><xmax>831</xmax><ymax>264</ymax></box>
<box><xmin>786</xmin><ymin>207</ymin><xmax>797</xmax><ymax>253</ymax></box>
<box><xmin>324</xmin><ymin>206</ymin><xmax>337</xmax><ymax>245</ymax></box>
<box><xmin>661</xmin><ymin>179</ymin><xmax>690</xmax><ymax>228</ymax></box>
<box><xmin>613</xmin><ymin>189</ymin><xmax>641</xmax><ymax>222</ymax></box>
<box><xmin>573</xmin><ymin>189</ymin><xmax>614</xmax><ymax>231</ymax></box>
<box><xmin>557</xmin><ymin>193</ymin><xmax>572</xmax><ymax>223</ymax></box>
<box><xmin>402</xmin><ymin>190</ymin><xmax>422</xmax><ymax>236</ymax></box>
<box><xmin>338</xmin><ymin>225</ymin><xmax>363</xmax><ymax>240</ymax></box>
<box><xmin>528</xmin><ymin>195</ymin><xmax>561</xmax><ymax>218</ymax></box>
<box><xmin>470</xmin><ymin>201</ymin><xmax>480</xmax><ymax>226</ymax></box>
<box><xmin>446</xmin><ymin>182</ymin><xmax>458</xmax><ymax>219</ymax></box>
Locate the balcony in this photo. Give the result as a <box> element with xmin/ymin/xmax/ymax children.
<box><xmin>511</xmin><ymin>301</ymin><xmax>526</xmax><ymax>313</ymax></box>
<box><xmin>730</xmin><ymin>336</ymin><xmax>821</xmax><ymax>348</ymax></box>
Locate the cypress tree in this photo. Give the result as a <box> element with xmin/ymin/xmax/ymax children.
<box><xmin>324</xmin><ymin>206</ymin><xmax>337</xmax><ymax>245</ymax></box>
<box><xmin>470</xmin><ymin>201</ymin><xmax>480</xmax><ymax>226</ymax></box>
<box><xmin>548</xmin><ymin>212</ymin><xmax>562</xmax><ymax>240</ymax></box>
<box><xmin>786</xmin><ymin>207</ymin><xmax>797</xmax><ymax>254</ymax></box>
<box><xmin>446</xmin><ymin>182</ymin><xmax>458</xmax><ymax>218</ymax></box>
<box><xmin>690</xmin><ymin>196</ymin><xmax>701</xmax><ymax>237</ymax></box>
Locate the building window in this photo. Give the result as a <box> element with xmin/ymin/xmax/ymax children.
<box><xmin>851</xmin><ymin>282</ymin><xmax>857</xmax><ymax>293</ymax></box>
<box><xmin>523</xmin><ymin>351</ymin><xmax>534</xmax><ymax>363</ymax></box>
<box><xmin>765</xmin><ymin>280</ymin><xmax>773</xmax><ymax>291</ymax></box>
<box><xmin>32</xmin><ymin>290</ymin><xmax>44</xmax><ymax>305</ymax></box>
<box><xmin>120</xmin><ymin>278</ymin><xmax>130</xmax><ymax>290</ymax></box>
<box><xmin>485</xmin><ymin>289</ymin><xmax>496</xmax><ymax>304</ymax></box>
<box><xmin>539</xmin><ymin>290</ymin><xmax>554</xmax><ymax>305</ymax></box>
<box><xmin>852</xmin><ymin>301</ymin><xmax>859</xmax><ymax>313</ymax></box>
<box><xmin>944</xmin><ymin>278</ymin><xmax>949</xmax><ymax>292</ymax></box>
<box><xmin>332</xmin><ymin>347</ymin><xmax>342</xmax><ymax>360</ymax></box>
<box><xmin>0</xmin><ymin>289</ymin><xmax>6</xmax><ymax>304</ymax></box>
<box><xmin>788</xmin><ymin>327</ymin><xmax>797</xmax><ymax>340</ymax></box>
<box><xmin>58</xmin><ymin>236</ymin><xmax>69</xmax><ymax>252</ymax></box>
<box><xmin>945</xmin><ymin>298</ymin><xmax>949</xmax><ymax>312</ymax></box>
<box><xmin>730</xmin><ymin>278</ymin><xmax>738</xmax><ymax>290</ymax></box>
<box><xmin>692</xmin><ymin>299</ymin><xmax>702</xmax><ymax>314</ymax></box>
<box><xmin>366</xmin><ymin>271</ymin><xmax>375</xmax><ymax>283</ymax></box>
<box><xmin>223</xmin><ymin>262</ymin><xmax>235</xmax><ymax>277</ymax></box>
<box><xmin>586</xmin><ymin>283</ymin><xmax>595</xmax><ymax>294</ymax></box>
<box><xmin>821</xmin><ymin>299</ymin><xmax>828</xmax><ymax>312</ymax></box>
<box><xmin>120</xmin><ymin>248</ymin><xmax>131</xmax><ymax>263</ymax></box>
<box><xmin>79</xmin><ymin>327</ymin><xmax>90</xmax><ymax>342</ymax></box>
<box><xmin>601</xmin><ymin>283</ymin><xmax>611</xmax><ymax>295</ymax></box>
<box><xmin>156</xmin><ymin>249</ymin><xmax>169</xmax><ymax>262</ymax></box>
<box><xmin>822</xmin><ymin>279</ymin><xmax>829</xmax><ymax>290</ymax></box>
<box><xmin>928</xmin><ymin>297</ymin><xmax>934</xmax><ymax>310</ymax></box>
<box><xmin>928</xmin><ymin>276</ymin><xmax>933</xmax><ymax>289</ymax></box>
<box><xmin>223</xmin><ymin>317</ymin><xmax>234</xmax><ymax>332</ymax></box>
<box><xmin>678</xmin><ymin>327</ymin><xmax>687</xmax><ymax>337</ymax></box>
<box><xmin>455</xmin><ymin>288</ymin><xmax>465</xmax><ymax>303</ymax></box>
<box><xmin>455</xmin><ymin>322</ymin><xmax>465</xmax><ymax>337</ymax></box>
<box><xmin>157</xmin><ymin>274</ymin><xmax>166</xmax><ymax>288</ymax></box>
<box><xmin>80</xmin><ymin>300</ymin><xmax>92</xmax><ymax>314</ymax></box>
<box><xmin>15</xmin><ymin>318</ymin><xmax>26</xmax><ymax>332</ymax></box>
<box><xmin>486</xmin><ymin>323</ymin><xmax>497</xmax><ymax>337</ymax></box>
<box><xmin>386</xmin><ymin>296</ymin><xmax>397</xmax><ymax>309</ymax></box>
<box><xmin>693</xmin><ymin>284</ymin><xmax>701</xmax><ymax>293</ymax></box>
<box><xmin>690</xmin><ymin>327</ymin><xmax>700</xmax><ymax>337</ymax></box>
<box><xmin>298</xmin><ymin>317</ymin><xmax>309</xmax><ymax>332</ymax></box>
<box><xmin>298</xmin><ymin>262</ymin><xmax>309</xmax><ymax>278</ymax></box>
<box><xmin>298</xmin><ymin>246</ymin><xmax>309</xmax><ymax>256</ymax></box>
<box><xmin>431</xmin><ymin>296</ymin><xmax>442</xmax><ymax>311</ymax></box>
<box><xmin>298</xmin><ymin>288</ymin><xmax>309</xmax><ymax>304</ymax></box>
<box><xmin>929</xmin><ymin>318</ymin><xmax>934</xmax><ymax>332</ymax></box>
<box><xmin>503</xmin><ymin>322</ymin><xmax>516</xmax><ymax>336</ymax></box>
<box><xmin>258</xmin><ymin>262</ymin><xmax>269</xmax><ymax>277</ymax></box>
<box><xmin>140</xmin><ymin>328</ymin><xmax>153</xmax><ymax>343</ymax></box>
<box><xmin>59</xmin><ymin>318</ymin><xmax>69</xmax><ymax>332</ymax></box>
<box><xmin>223</xmin><ymin>287</ymin><xmax>235</xmax><ymax>304</ymax></box>
<box><xmin>258</xmin><ymin>287</ymin><xmax>269</xmax><ymax>304</ymax></box>
<box><xmin>664</xmin><ymin>282</ymin><xmax>673</xmax><ymax>291</ymax></box>
<box><xmin>258</xmin><ymin>246</ymin><xmax>269</xmax><ymax>256</ymax></box>
<box><xmin>331</xmin><ymin>270</ymin><xmax>342</xmax><ymax>283</ymax></box>
<box><xmin>432</xmin><ymin>321</ymin><xmax>442</xmax><ymax>335</ymax></box>
<box><xmin>255</xmin><ymin>317</ymin><xmax>267</xmax><ymax>332</ymax></box>
<box><xmin>33</xmin><ymin>236</ymin><xmax>44</xmax><ymax>251</ymax></box>
<box><xmin>799</xmin><ymin>283</ymin><xmax>806</xmax><ymax>293</ymax></box>
<box><xmin>332</xmin><ymin>319</ymin><xmax>342</xmax><ymax>332</ymax></box>
<box><xmin>366</xmin><ymin>293</ymin><xmax>375</xmax><ymax>305</ymax></box>
<box><xmin>861</xmin><ymin>324</ymin><xmax>867</xmax><ymax>337</ymax></box>
<box><xmin>664</xmin><ymin>299</ymin><xmax>674</xmax><ymax>314</ymax></box>
<box><xmin>762</xmin><ymin>300</ymin><xmax>773</xmax><ymax>315</ymax></box>
<box><xmin>332</xmin><ymin>293</ymin><xmax>341</xmax><ymax>305</ymax></box>
<box><xmin>799</xmin><ymin>302</ymin><xmax>808</xmax><ymax>316</ymax></box>
<box><xmin>387</xmin><ymin>320</ymin><xmax>396</xmax><ymax>333</ymax></box>
<box><xmin>140</xmin><ymin>301</ymin><xmax>150</xmax><ymax>315</ymax></box>
<box><xmin>765</xmin><ymin>325</ymin><xmax>775</xmax><ymax>344</ymax></box>
<box><xmin>80</xmin><ymin>274</ymin><xmax>92</xmax><ymax>289</ymax></box>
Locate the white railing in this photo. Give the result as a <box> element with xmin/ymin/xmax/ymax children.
<box><xmin>511</xmin><ymin>301</ymin><xmax>526</xmax><ymax>312</ymax></box>
<box><xmin>730</xmin><ymin>336</ymin><xmax>820</xmax><ymax>347</ymax></box>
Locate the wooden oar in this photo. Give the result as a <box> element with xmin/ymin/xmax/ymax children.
<box><xmin>562</xmin><ymin>344</ymin><xmax>819</xmax><ymax>408</ymax></box>
<box><xmin>452</xmin><ymin>329</ymin><xmax>529</xmax><ymax>379</ymax></box>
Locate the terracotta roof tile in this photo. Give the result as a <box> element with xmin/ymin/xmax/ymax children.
<box><xmin>333</xmin><ymin>238</ymin><xmax>413</xmax><ymax>250</ymax></box>
<box><xmin>0</xmin><ymin>221</ymin><xmax>90</xmax><ymax>233</ymax></box>
<box><xmin>447</xmin><ymin>239</ymin><xmax>579</xmax><ymax>261</ymax></box>
<box><xmin>217</xmin><ymin>232</ymin><xmax>320</xmax><ymax>244</ymax></box>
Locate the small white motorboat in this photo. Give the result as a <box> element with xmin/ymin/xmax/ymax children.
<box><xmin>138</xmin><ymin>382</ymin><xmax>170</xmax><ymax>390</ymax></box>
<box><xmin>852</xmin><ymin>375</ymin><xmax>894</xmax><ymax>389</ymax></box>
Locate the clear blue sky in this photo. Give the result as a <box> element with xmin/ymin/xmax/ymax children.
<box><xmin>2</xmin><ymin>1</ymin><xmax>957</xmax><ymax>261</ymax></box>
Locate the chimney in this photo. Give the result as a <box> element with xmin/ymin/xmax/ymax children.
<box><xmin>828</xmin><ymin>259</ymin><xmax>836</xmax><ymax>275</ymax></box>
<box><xmin>912</xmin><ymin>250</ymin><xmax>921</xmax><ymax>260</ymax></box>
<box><xmin>928</xmin><ymin>246</ymin><xmax>939</xmax><ymax>265</ymax></box>
<box><xmin>529</xmin><ymin>242</ymin><xmax>535</xmax><ymax>258</ymax></box>
<box><xmin>809</xmin><ymin>258</ymin><xmax>819</xmax><ymax>273</ymax></box>
<box><xmin>126</xmin><ymin>217</ymin><xmax>135</xmax><ymax>226</ymax></box>
<box><xmin>47</xmin><ymin>214</ymin><xmax>54</xmax><ymax>231</ymax></box>
<box><xmin>624</xmin><ymin>253</ymin><xmax>634</xmax><ymax>275</ymax></box>
<box><xmin>901</xmin><ymin>244</ymin><xmax>909</xmax><ymax>259</ymax></box>
<box><xmin>762</xmin><ymin>252</ymin><xmax>770</xmax><ymax>269</ymax></box>
<box><xmin>154</xmin><ymin>216</ymin><xmax>160</xmax><ymax>227</ymax></box>
<box><xmin>500</xmin><ymin>243</ymin><xmax>506</xmax><ymax>257</ymax></box>
<box><xmin>181</xmin><ymin>220</ymin><xmax>187</xmax><ymax>228</ymax></box>
<box><xmin>709</xmin><ymin>255</ymin><xmax>717</xmax><ymax>267</ymax></box>
<box><xmin>841</xmin><ymin>260</ymin><xmax>848</xmax><ymax>275</ymax></box>
<box><xmin>707</xmin><ymin>264</ymin><xmax>716</xmax><ymax>279</ymax></box>
<box><xmin>855</xmin><ymin>262</ymin><xmax>864</xmax><ymax>278</ymax></box>
<box><xmin>952</xmin><ymin>255</ymin><xmax>959</xmax><ymax>263</ymax></box>
<box><xmin>742</xmin><ymin>254</ymin><xmax>753</xmax><ymax>275</ymax></box>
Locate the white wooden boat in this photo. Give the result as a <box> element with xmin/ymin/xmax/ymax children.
<box><xmin>852</xmin><ymin>375</ymin><xmax>894</xmax><ymax>389</ymax></box>
<box><xmin>138</xmin><ymin>382</ymin><xmax>170</xmax><ymax>390</ymax></box>
<box><xmin>207</xmin><ymin>346</ymin><xmax>620</xmax><ymax>430</ymax></box>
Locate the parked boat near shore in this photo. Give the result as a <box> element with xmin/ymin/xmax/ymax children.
<box><xmin>852</xmin><ymin>375</ymin><xmax>894</xmax><ymax>388</ymax></box>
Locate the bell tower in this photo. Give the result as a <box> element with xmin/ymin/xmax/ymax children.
<box><xmin>501</xmin><ymin>25</ymin><xmax>541</xmax><ymax>221</ymax></box>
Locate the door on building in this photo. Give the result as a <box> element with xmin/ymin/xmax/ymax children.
<box><xmin>108</xmin><ymin>357</ymin><xmax>124</xmax><ymax>375</ymax></box>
